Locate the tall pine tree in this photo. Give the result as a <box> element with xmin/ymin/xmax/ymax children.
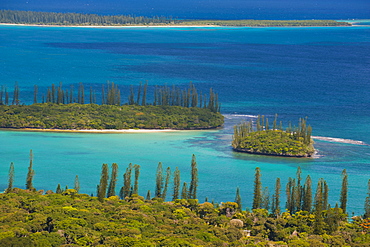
<box><xmin>97</xmin><ymin>164</ymin><xmax>109</xmax><ymax>202</ymax></box>
<box><xmin>133</xmin><ymin>164</ymin><xmax>140</xmax><ymax>195</ymax></box>
<box><xmin>6</xmin><ymin>162</ymin><xmax>15</xmax><ymax>193</ymax></box>
<box><xmin>271</xmin><ymin>177</ymin><xmax>281</xmax><ymax>216</ymax></box>
<box><xmin>120</xmin><ymin>163</ymin><xmax>133</xmax><ymax>199</ymax></box>
<box><xmin>162</xmin><ymin>167</ymin><xmax>171</xmax><ymax>200</ymax></box>
<box><xmin>364</xmin><ymin>179</ymin><xmax>370</xmax><ymax>219</ymax></box>
<box><xmin>188</xmin><ymin>154</ymin><xmax>198</xmax><ymax>199</ymax></box>
<box><xmin>173</xmin><ymin>167</ymin><xmax>181</xmax><ymax>201</ymax></box>
<box><xmin>155</xmin><ymin>162</ymin><xmax>163</xmax><ymax>198</ymax></box>
<box><xmin>340</xmin><ymin>169</ymin><xmax>348</xmax><ymax>214</ymax></box>
<box><xmin>313</xmin><ymin>178</ymin><xmax>325</xmax><ymax>235</ymax></box>
<box><xmin>107</xmin><ymin>163</ymin><xmax>118</xmax><ymax>197</ymax></box>
<box><xmin>302</xmin><ymin>175</ymin><xmax>313</xmax><ymax>212</ymax></box>
<box><xmin>235</xmin><ymin>187</ymin><xmax>242</xmax><ymax>211</ymax></box>
<box><xmin>181</xmin><ymin>182</ymin><xmax>188</xmax><ymax>199</ymax></box>
<box><xmin>74</xmin><ymin>175</ymin><xmax>80</xmax><ymax>193</ymax></box>
<box><xmin>252</xmin><ymin>167</ymin><xmax>262</xmax><ymax>209</ymax></box>
<box><xmin>26</xmin><ymin>150</ymin><xmax>35</xmax><ymax>191</ymax></box>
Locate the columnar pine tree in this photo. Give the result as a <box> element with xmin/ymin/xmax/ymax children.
<box><xmin>364</xmin><ymin>179</ymin><xmax>370</xmax><ymax>219</ymax></box>
<box><xmin>262</xmin><ymin>187</ymin><xmax>270</xmax><ymax>211</ymax></box>
<box><xmin>142</xmin><ymin>82</ymin><xmax>148</xmax><ymax>106</ymax></box>
<box><xmin>120</xmin><ymin>163</ymin><xmax>133</xmax><ymax>199</ymax></box>
<box><xmin>6</xmin><ymin>162</ymin><xmax>15</xmax><ymax>193</ymax></box>
<box><xmin>97</xmin><ymin>163</ymin><xmax>109</xmax><ymax>202</ymax></box>
<box><xmin>56</xmin><ymin>184</ymin><xmax>62</xmax><ymax>194</ymax></box>
<box><xmin>340</xmin><ymin>169</ymin><xmax>348</xmax><ymax>214</ymax></box>
<box><xmin>181</xmin><ymin>182</ymin><xmax>188</xmax><ymax>199</ymax></box>
<box><xmin>162</xmin><ymin>167</ymin><xmax>171</xmax><ymax>200</ymax></box>
<box><xmin>155</xmin><ymin>162</ymin><xmax>163</xmax><ymax>198</ymax></box>
<box><xmin>173</xmin><ymin>167</ymin><xmax>181</xmax><ymax>201</ymax></box>
<box><xmin>107</xmin><ymin>163</ymin><xmax>118</xmax><ymax>197</ymax></box>
<box><xmin>235</xmin><ymin>187</ymin><xmax>242</xmax><ymax>211</ymax></box>
<box><xmin>33</xmin><ymin>85</ymin><xmax>38</xmax><ymax>104</ymax></box>
<box><xmin>136</xmin><ymin>81</ymin><xmax>142</xmax><ymax>105</ymax></box>
<box><xmin>323</xmin><ymin>180</ymin><xmax>329</xmax><ymax>211</ymax></box>
<box><xmin>296</xmin><ymin>166</ymin><xmax>302</xmax><ymax>211</ymax></box>
<box><xmin>302</xmin><ymin>175</ymin><xmax>313</xmax><ymax>212</ymax></box>
<box><xmin>188</xmin><ymin>154</ymin><xmax>198</xmax><ymax>199</ymax></box>
<box><xmin>286</xmin><ymin>177</ymin><xmax>296</xmax><ymax>213</ymax></box>
<box><xmin>133</xmin><ymin>164</ymin><xmax>140</xmax><ymax>195</ymax></box>
<box><xmin>271</xmin><ymin>177</ymin><xmax>281</xmax><ymax>216</ymax></box>
<box><xmin>12</xmin><ymin>82</ymin><xmax>20</xmax><ymax>105</ymax></box>
<box><xmin>74</xmin><ymin>175</ymin><xmax>80</xmax><ymax>193</ymax></box>
<box><xmin>26</xmin><ymin>150</ymin><xmax>35</xmax><ymax>191</ymax></box>
<box><xmin>314</xmin><ymin>178</ymin><xmax>325</xmax><ymax>235</ymax></box>
<box><xmin>252</xmin><ymin>167</ymin><xmax>262</xmax><ymax>209</ymax></box>
<box><xmin>146</xmin><ymin>190</ymin><xmax>151</xmax><ymax>200</ymax></box>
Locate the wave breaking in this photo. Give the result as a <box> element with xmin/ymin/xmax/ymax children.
<box><xmin>312</xmin><ymin>136</ymin><xmax>368</xmax><ymax>146</ymax></box>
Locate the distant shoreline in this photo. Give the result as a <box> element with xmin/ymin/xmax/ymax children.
<box><xmin>0</xmin><ymin>22</ymin><xmax>351</xmax><ymax>29</ymax></box>
<box><xmin>0</xmin><ymin>128</ymin><xmax>189</xmax><ymax>133</ymax></box>
<box><xmin>0</xmin><ymin>23</ymin><xmax>217</xmax><ymax>28</ymax></box>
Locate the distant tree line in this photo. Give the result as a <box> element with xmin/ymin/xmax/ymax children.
<box><xmin>0</xmin><ymin>10</ymin><xmax>351</xmax><ymax>27</ymax></box>
<box><xmin>232</xmin><ymin>115</ymin><xmax>314</xmax><ymax>157</ymax></box>
<box><xmin>180</xmin><ymin>19</ymin><xmax>352</xmax><ymax>27</ymax></box>
<box><xmin>0</xmin><ymin>81</ymin><xmax>220</xmax><ymax>113</ymax></box>
<box><xmin>0</xmin><ymin>10</ymin><xmax>178</xmax><ymax>26</ymax></box>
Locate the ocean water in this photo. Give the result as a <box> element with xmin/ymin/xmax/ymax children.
<box><xmin>0</xmin><ymin>25</ymin><xmax>369</xmax><ymax>214</ymax></box>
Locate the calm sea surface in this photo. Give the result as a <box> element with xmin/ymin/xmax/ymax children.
<box><xmin>0</xmin><ymin>25</ymin><xmax>369</xmax><ymax>214</ymax></box>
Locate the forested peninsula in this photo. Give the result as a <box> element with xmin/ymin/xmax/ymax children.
<box><xmin>0</xmin><ymin>10</ymin><xmax>351</xmax><ymax>27</ymax></box>
<box><xmin>0</xmin><ymin>82</ymin><xmax>223</xmax><ymax>130</ymax></box>
<box><xmin>232</xmin><ymin>115</ymin><xmax>315</xmax><ymax>157</ymax></box>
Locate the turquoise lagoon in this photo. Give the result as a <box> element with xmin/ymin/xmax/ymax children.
<box><xmin>0</xmin><ymin>25</ymin><xmax>369</xmax><ymax>214</ymax></box>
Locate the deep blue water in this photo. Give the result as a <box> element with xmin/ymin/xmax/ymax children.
<box><xmin>2</xmin><ymin>0</ymin><xmax>370</xmax><ymax>20</ymax></box>
<box><xmin>0</xmin><ymin>25</ymin><xmax>369</xmax><ymax>214</ymax></box>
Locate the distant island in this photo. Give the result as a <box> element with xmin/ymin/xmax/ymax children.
<box><xmin>0</xmin><ymin>82</ymin><xmax>223</xmax><ymax>131</ymax></box>
<box><xmin>232</xmin><ymin>115</ymin><xmax>315</xmax><ymax>157</ymax></box>
<box><xmin>0</xmin><ymin>10</ymin><xmax>351</xmax><ymax>27</ymax></box>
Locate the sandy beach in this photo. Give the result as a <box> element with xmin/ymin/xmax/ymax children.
<box><xmin>0</xmin><ymin>23</ymin><xmax>216</xmax><ymax>28</ymax></box>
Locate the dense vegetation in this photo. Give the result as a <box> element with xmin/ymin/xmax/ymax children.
<box><xmin>232</xmin><ymin>115</ymin><xmax>315</xmax><ymax>157</ymax></box>
<box><xmin>0</xmin><ymin>10</ymin><xmax>177</xmax><ymax>26</ymax></box>
<box><xmin>0</xmin><ymin>10</ymin><xmax>351</xmax><ymax>27</ymax></box>
<box><xmin>180</xmin><ymin>19</ymin><xmax>351</xmax><ymax>27</ymax></box>
<box><xmin>2</xmin><ymin>152</ymin><xmax>370</xmax><ymax>246</ymax></box>
<box><xmin>1</xmin><ymin>82</ymin><xmax>220</xmax><ymax>113</ymax></box>
<box><xmin>0</xmin><ymin>82</ymin><xmax>223</xmax><ymax>130</ymax></box>
<box><xmin>0</xmin><ymin>104</ymin><xmax>223</xmax><ymax>130</ymax></box>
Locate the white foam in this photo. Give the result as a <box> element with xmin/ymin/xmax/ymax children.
<box><xmin>223</xmin><ymin>114</ymin><xmax>258</xmax><ymax>118</ymax></box>
<box><xmin>312</xmin><ymin>136</ymin><xmax>368</xmax><ymax>146</ymax></box>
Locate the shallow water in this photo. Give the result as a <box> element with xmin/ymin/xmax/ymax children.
<box><xmin>0</xmin><ymin>25</ymin><xmax>369</xmax><ymax>214</ymax></box>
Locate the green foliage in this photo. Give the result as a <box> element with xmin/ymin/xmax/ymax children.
<box><xmin>340</xmin><ymin>169</ymin><xmax>348</xmax><ymax>213</ymax></box>
<box><xmin>252</xmin><ymin>167</ymin><xmax>262</xmax><ymax>209</ymax></box>
<box><xmin>188</xmin><ymin>154</ymin><xmax>198</xmax><ymax>199</ymax></box>
<box><xmin>0</xmin><ymin>103</ymin><xmax>224</xmax><ymax>130</ymax></box>
<box><xmin>232</xmin><ymin>116</ymin><xmax>314</xmax><ymax>157</ymax></box>
<box><xmin>26</xmin><ymin>150</ymin><xmax>35</xmax><ymax>191</ymax></box>
<box><xmin>180</xmin><ymin>19</ymin><xmax>351</xmax><ymax>27</ymax></box>
<box><xmin>0</xmin><ymin>188</ymin><xmax>366</xmax><ymax>246</ymax></box>
<box><xmin>0</xmin><ymin>10</ymin><xmax>177</xmax><ymax>26</ymax></box>
<box><xmin>6</xmin><ymin>162</ymin><xmax>14</xmax><ymax>193</ymax></box>
<box><xmin>97</xmin><ymin>164</ymin><xmax>109</xmax><ymax>202</ymax></box>
<box><xmin>0</xmin><ymin>10</ymin><xmax>351</xmax><ymax>27</ymax></box>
